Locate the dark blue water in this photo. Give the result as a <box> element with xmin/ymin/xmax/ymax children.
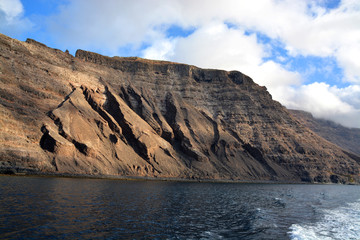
<box><xmin>0</xmin><ymin>176</ymin><xmax>359</xmax><ymax>239</ymax></box>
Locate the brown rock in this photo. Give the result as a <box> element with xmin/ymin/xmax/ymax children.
<box><xmin>0</xmin><ymin>33</ymin><xmax>359</xmax><ymax>183</ymax></box>
<box><xmin>289</xmin><ymin>109</ymin><xmax>360</xmax><ymax>155</ymax></box>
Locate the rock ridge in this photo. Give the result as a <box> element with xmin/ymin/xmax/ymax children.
<box><xmin>1</xmin><ymin>33</ymin><xmax>359</xmax><ymax>183</ymax></box>
<box><xmin>289</xmin><ymin>109</ymin><xmax>360</xmax><ymax>155</ymax></box>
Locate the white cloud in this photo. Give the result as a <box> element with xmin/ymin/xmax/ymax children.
<box><xmin>283</xmin><ymin>0</ymin><xmax>360</xmax><ymax>85</ymax></box>
<box><xmin>0</xmin><ymin>0</ymin><xmax>23</xmax><ymax>20</ymax></box>
<box><xmin>143</xmin><ymin>38</ymin><xmax>176</xmax><ymax>61</ymax></box>
<box><xmin>46</xmin><ymin>0</ymin><xmax>360</xmax><ymax>80</ymax></box>
<box><xmin>336</xmin><ymin>44</ymin><xmax>360</xmax><ymax>84</ymax></box>
<box><xmin>144</xmin><ymin>22</ymin><xmax>302</xmax><ymax>108</ymax></box>
<box><xmin>46</xmin><ymin>0</ymin><xmax>183</xmax><ymax>54</ymax></box>
<box><xmin>251</xmin><ymin>61</ymin><xmax>302</xmax><ymax>88</ymax></box>
<box><xmin>284</xmin><ymin>82</ymin><xmax>360</xmax><ymax>128</ymax></box>
<box><xmin>0</xmin><ymin>0</ymin><xmax>32</xmax><ymax>37</ymax></box>
<box><xmin>170</xmin><ymin>22</ymin><xmax>266</xmax><ymax>70</ymax></box>
<box><xmin>330</xmin><ymin>84</ymin><xmax>360</xmax><ymax>110</ymax></box>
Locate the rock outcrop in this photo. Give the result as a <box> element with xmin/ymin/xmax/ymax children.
<box><xmin>289</xmin><ymin>109</ymin><xmax>360</xmax><ymax>156</ymax></box>
<box><xmin>1</xmin><ymin>33</ymin><xmax>359</xmax><ymax>183</ymax></box>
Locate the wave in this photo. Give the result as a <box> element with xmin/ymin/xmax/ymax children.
<box><xmin>289</xmin><ymin>200</ymin><xmax>360</xmax><ymax>240</ymax></box>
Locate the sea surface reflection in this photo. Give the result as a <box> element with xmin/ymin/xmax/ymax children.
<box><xmin>1</xmin><ymin>176</ymin><xmax>359</xmax><ymax>239</ymax></box>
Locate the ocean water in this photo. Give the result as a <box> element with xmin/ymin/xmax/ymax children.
<box><xmin>0</xmin><ymin>176</ymin><xmax>359</xmax><ymax>239</ymax></box>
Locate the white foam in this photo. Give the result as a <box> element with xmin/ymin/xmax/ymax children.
<box><xmin>289</xmin><ymin>200</ymin><xmax>360</xmax><ymax>240</ymax></box>
<box><xmin>201</xmin><ymin>230</ymin><xmax>223</xmax><ymax>239</ymax></box>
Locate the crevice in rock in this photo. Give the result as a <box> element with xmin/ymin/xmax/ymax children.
<box><xmin>120</xmin><ymin>86</ymin><xmax>133</xmax><ymax>109</ymax></box>
<box><xmin>160</xmin><ymin>146</ymin><xmax>174</xmax><ymax>159</ymax></box>
<box><xmin>45</xmin><ymin>104</ymin><xmax>91</xmax><ymax>156</ymax></box>
<box><xmin>123</xmin><ymin>85</ymin><xmax>164</xmax><ymax>136</ymax></box>
<box><xmin>164</xmin><ymin>93</ymin><xmax>206</xmax><ymax>162</ymax></box>
<box><xmin>243</xmin><ymin>143</ymin><xmax>278</xmax><ymax>177</ymax></box>
<box><xmin>184</xmin><ymin>119</ymin><xmax>200</xmax><ymax>144</ymax></box>
<box><xmin>151</xmin><ymin>112</ymin><xmax>163</xmax><ymax>134</ymax></box>
<box><xmin>102</xmin><ymin>87</ymin><xmax>152</xmax><ymax>163</ymax></box>
<box><xmin>126</xmin><ymin>85</ymin><xmax>143</xmax><ymax>114</ymax></box>
<box><xmin>72</xmin><ymin>141</ymin><xmax>88</xmax><ymax>155</ymax></box>
<box><xmin>39</xmin><ymin>126</ymin><xmax>56</xmax><ymax>152</ymax></box>
<box><xmin>164</xmin><ymin>92</ymin><xmax>177</xmax><ymax>131</ymax></box>
<box><xmin>109</xmin><ymin>134</ymin><xmax>118</xmax><ymax>144</ymax></box>
<box><xmin>200</xmin><ymin>111</ymin><xmax>220</xmax><ymax>154</ymax></box>
<box><xmin>82</xmin><ymin>86</ymin><xmax>125</xmax><ymax>143</ymax></box>
<box><xmin>228</xmin><ymin>129</ymin><xmax>245</xmax><ymax>145</ymax></box>
<box><xmin>56</xmin><ymin>88</ymin><xmax>76</xmax><ymax>109</ymax></box>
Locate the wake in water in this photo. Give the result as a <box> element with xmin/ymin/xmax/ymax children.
<box><xmin>289</xmin><ymin>200</ymin><xmax>360</xmax><ymax>240</ymax></box>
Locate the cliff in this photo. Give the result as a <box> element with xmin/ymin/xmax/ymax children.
<box><xmin>1</xmin><ymin>33</ymin><xmax>359</xmax><ymax>183</ymax></box>
<box><xmin>289</xmin><ymin>110</ymin><xmax>360</xmax><ymax>156</ymax></box>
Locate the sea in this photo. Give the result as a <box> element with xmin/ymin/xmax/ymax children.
<box><xmin>0</xmin><ymin>176</ymin><xmax>359</xmax><ymax>239</ymax></box>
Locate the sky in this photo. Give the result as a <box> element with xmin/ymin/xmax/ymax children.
<box><xmin>1</xmin><ymin>0</ymin><xmax>359</xmax><ymax>128</ymax></box>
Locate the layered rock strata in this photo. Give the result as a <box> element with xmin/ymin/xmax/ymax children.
<box><xmin>1</xmin><ymin>33</ymin><xmax>359</xmax><ymax>183</ymax></box>
<box><xmin>289</xmin><ymin>110</ymin><xmax>360</xmax><ymax>156</ymax></box>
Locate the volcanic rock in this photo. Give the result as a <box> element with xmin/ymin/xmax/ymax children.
<box><xmin>289</xmin><ymin>109</ymin><xmax>360</xmax><ymax>156</ymax></box>
<box><xmin>0</xmin><ymin>33</ymin><xmax>359</xmax><ymax>183</ymax></box>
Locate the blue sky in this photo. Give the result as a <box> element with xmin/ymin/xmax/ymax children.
<box><xmin>1</xmin><ymin>0</ymin><xmax>359</xmax><ymax>128</ymax></box>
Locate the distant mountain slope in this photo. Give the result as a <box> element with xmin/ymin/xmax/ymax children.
<box><xmin>289</xmin><ymin>110</ymin><xmax>360</xmax><ymax>155</ymax></box>
<box><xmin>1</xmin><ymin>33</ymin><xmax>359</xmax><ymax>183</ymax></box>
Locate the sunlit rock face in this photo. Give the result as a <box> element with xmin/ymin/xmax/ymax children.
<box><xmin>1</xmin><ymin>33</ymin><xmax>359</xmax><ymax>183</ymax></box>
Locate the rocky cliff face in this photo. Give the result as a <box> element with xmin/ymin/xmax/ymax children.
<box><xmin>289</xmin><ymin>110</ymin><xmax>360</xmax><ymax>156</ymax></box>
<box><xmin>1</xmin><ymin>33</ymin><xmax>359</xmax><ymax>183</ymax></box>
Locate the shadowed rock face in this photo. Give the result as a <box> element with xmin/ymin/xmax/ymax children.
<box><xmin>289</xmin><ymin>110</ymin><xmax>360</xmax><ymax>156</ymax></box>
<box><xmin>1</xmin><ymin>33</ymin><xmax>359</xmax><ymax>183</ymax></box>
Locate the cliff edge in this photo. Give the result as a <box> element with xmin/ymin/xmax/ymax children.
<box><xmin>1</xmin><ymin>34</ymin><xmax>359</xmax><ymax>183</ymax></box>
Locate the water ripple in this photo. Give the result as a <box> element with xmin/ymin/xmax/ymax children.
<box><xmin>0</xmin><ymin>176</ymin><xmax>359</xmax><ymax>239</ymax></box>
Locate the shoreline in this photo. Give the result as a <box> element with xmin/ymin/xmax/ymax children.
<box><xmin>1</xmin><ymin>169</ymin><xmax>354</xmax><ymax>185</ymax></box>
